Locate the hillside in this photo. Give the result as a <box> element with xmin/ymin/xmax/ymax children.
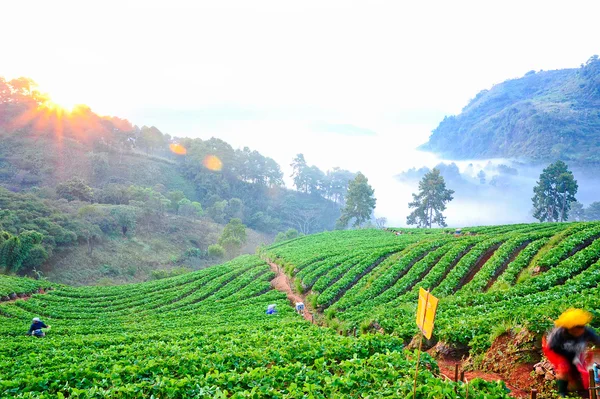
<box><xmin>421</xmin><ymin>55</ymin><xmax>600</xmax><ymax>163</ymax></box>
<box><xmin>0</xmin><ymin>77</ymin><xmax>347</xmax><ymax>284</ymax></box>
<box><xmin>2</xmin><ymin>222</ymin><xmax>600</xmax><ymax>397</ymax></box>
<box><xmin>1</xmin><ymin>257</ymin><xmax>511</xmax><ymax>398</ymax></box>
<box><xmin>264</xmin><ymin>223</ymin><xmax>600</xmax><ymax>347</ymax></box>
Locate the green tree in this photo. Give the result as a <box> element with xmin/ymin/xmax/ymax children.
<box><xmin>78</xmin><ymin>205</ymin><xmax>104</xmax><ymax>255</ymax></box>
<box><xmin>21</xmin><ymin>244</ymin><xmax>49</xmax><ymax>273</ymax></box>
<box><xmin>406</xmin><ymin>168</ymin><xmax>454</xmax><ymax>228</ymax></box>
<box><xmin>532</xmin><ymin>161</ymin><xmax>578</xmax><ymax>222</ymax></box>
<box><xmin>585</xmin><ymin>202</ymin><xmax>600</xmax><ymax>221</ymax></box>
<box><xmin>274</xmin><ymin>228</ymin><xmax>301</xmax><ymax>243</ymax></box>
<box><xmin>218</xmin><ymin>218</ymin><xmax>247</xmax><ymax>258</ymax></box>
<box><xmin>207</xmin><ymin>200</ymin><xmax>228</xmax><ymax>224</ymax></box>
<box><xmin>167</xmin><ymin>191</ymin><xmax>186</xmax><ymax>214</ymax></box>
<box><xmin>87</xmin><ymin>152</ymin><xmax>109</xmax><ymax>182</ymax></box>
<box><xmin>291</xmin><ymin>154</ymin><xmax>309</xmax><ymax>193</ymax></box>
<box><xmin>110</xmin><ymin>206</ymin><xmax>137</xmax><ymax>236</ymax></box>
<box><xmin>225</xmin><ymin>198</ymin><xmax>244</xmax><ymax>221</ymax></box>
<box><xmin>57</xmin><ymin>177</ymin><xmax>94</xmax><ymax>202</ymax></box>
<box><xmin>336</xmin><ymin>172</ymin><xmax>376</xmax><ymax>229</ymax></box>
<box><xmin>178</xmin><ymin>199</ymin><xmax>203</xmax><ymax>218</ymax></box>
<box><xmin>0</xmin><ymin>230</ymin><xmax>43</xmax><ymax>273</ymax></box>
<box><xmin>568</xmin><ymin>201</ymin><xmax>585</xmax><ymax>222</ymax></box>
<box><xmin>325</xmin><ymin>168</ymin><xmax>355</xmax><ymax>205</ymax></box>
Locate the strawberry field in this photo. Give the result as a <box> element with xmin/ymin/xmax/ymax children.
<box><xmin>2</xmin><ymin>222</ymin><xmax>600</xmax><ymax>398</ymax></box>
<box><xmin>265</xmin><ymin>222</ymin><xmax>600</xmax><ymax>346</ymax></box>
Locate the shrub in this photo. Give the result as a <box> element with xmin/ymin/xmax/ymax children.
<box><xmin>207</xmin><ymin>244</ymin><xmax>225</xmax><ymax>259</ymax></box>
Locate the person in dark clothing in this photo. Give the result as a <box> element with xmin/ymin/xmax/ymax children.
<box><xmin>28</xmin><ymin>317</ymin><xmax>49</xmax><ymax>337</ymax></box>
<box><xmin>543</xmin><ymin>309</ymin><xmax>600</xmax><ymax>397</ymax></box>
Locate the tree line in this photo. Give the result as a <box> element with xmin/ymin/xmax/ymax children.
<box><xmin>404</xmin><ymin>160</ymin><xmax>597</xmax><ymax>227</ymax></box>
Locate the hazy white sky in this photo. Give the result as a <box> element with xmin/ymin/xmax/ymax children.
<box><xmin>3</xmin><ymin>0</ymin><xmax>600</xmax><ymax>225</ymax></box>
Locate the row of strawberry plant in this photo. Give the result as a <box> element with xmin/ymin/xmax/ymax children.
<box><xmin>13</xmin><ymin>258</ymin><xmax>267</xmax><ymax>320</ymax></box>
<box><xmin>316</xmin><ymin>247</ymin><xmax>408</xmax><ymax>309</ymax></box>
<box><xmin>328</xmin><ymin>244</ymin><xmax>423</xmax><ymax>312</ymax></box>
<box><xmin>488</xmin><ymin>238</ymin><xmax>549</xmax><ymax>289</ymax></box>
<box><xmin>431</xmin><ymin>236</ymin><xmax>507</xmax><ymax>297</ymax></box>
<box><xmin>534</xmin><ymin>222</ymin><xmax>600</xmax><ymax>271</ymax></box>
<box><xmin>0</xmin><ymin>275</ymin><xmax>53</xmax><ymax>299</ymax></box>
<box><xmin>332</xmin><ymin>239</ymin><xmax>449</xmax><ymax>312</ymax></box>
<box><xmin>457</xmin><ymin>234</ymin><xmax>539</xmax><ymax>295</ymax></box>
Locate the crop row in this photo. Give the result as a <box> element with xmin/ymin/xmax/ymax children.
<box><xmin>332</xmin><ymin>239</ymin><xmax>450</xmax><ymax>312</ymax></box>
<box><xmin>431</xmin><ymin>236</ymin><xmax>507</xmax><ymax>297</ymax></box>
<box><xmin>534</xmin><ymin>222</ymin><xmax>600</xmax><ymax>271</ymax></box>
<box><xmin>0</xmin><ymin>275</ymin><xmax>53</xmax><ymax>299</ymax></box>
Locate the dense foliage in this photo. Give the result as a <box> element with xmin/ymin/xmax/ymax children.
<box><xmin>421</xmin><ymin>55</ymin><xmax>600</xmax><ymax>163</ymax></box>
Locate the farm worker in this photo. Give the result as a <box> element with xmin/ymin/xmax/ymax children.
<box><xmin>266</xmin><ymin>304</ymin><xmax>277</xmax><ymax>315</ymax></box>
<box><xmin>28</xmin><ymin>317</ymin><xmax>50</xmax><ymax>337</ymax></box>
<box><xmin>594</xmin><ymin>362</ymin><xmax>600</xmax><ymax>384</ymax></box>
<box><xmin>542</xmin><ymin>309</ymin><xmax>600</xmax><ymax>397</ymax></box>
<box><xmin>295</xmin><ymin>302</ymin><xmax>305</xmax><ymax>314</ymax></box>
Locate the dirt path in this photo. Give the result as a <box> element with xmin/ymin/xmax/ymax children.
<box><xmin>436</xmin><ymin>359</ymin><xmax>531</xmax><ymax>398</ymax></box>
<box><xmin>268</xmin><ymin>261</ymin><xmax>314</xmax><ymax>322</ymax></box>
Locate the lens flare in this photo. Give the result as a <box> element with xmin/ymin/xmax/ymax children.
<box><xmin>203</xmin><ymin>155</ymin><xmax>223</xmax><ymax>171</ymax></box>
<box><xmin>169</xmin><ymin>143</ymin><xmax>187</xmax><ymax>155</ymax></box>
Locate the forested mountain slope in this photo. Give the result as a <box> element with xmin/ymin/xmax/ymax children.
<box><xmin>0</xmin><ymin>77</ymin><xmax>349</xmax><ymax>283</ymax></box>
<box><xmin>421</xmin><ymin>55</ymin><xmax>600</xmax><ymax>163</ymax></box>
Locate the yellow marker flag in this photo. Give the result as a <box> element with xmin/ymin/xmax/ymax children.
<box><xmin>416</xmin><ymin>288</ymin><xmax>439</xmax><ymax>340</ymax></box>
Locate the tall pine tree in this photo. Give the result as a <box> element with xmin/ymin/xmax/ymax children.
<box><xmin>406</xmin><ymin>168</ymin><xmax>454</xmax><ymax>228</ymax></box>
<box><xmin>336</xmin><ymin>172</ymin><xmax>376</xmax><ymax>228</ymax></box>
<box><xmin>532</xmin><ymin>161</ymin><xmax>578</xmax><ymax>222</ymax></box>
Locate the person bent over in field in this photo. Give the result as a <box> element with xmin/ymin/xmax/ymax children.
<box><xmin>266</xmin><ymin>304</ymin><xmax>277</xmax><ymax>315</ymax></box>
<box><xmin>28</xmin><ymin>317</ymin><xmax>50</xmax><ymax>337</ymax></box>
<box><xmin>543</xmin><ymin>309</ymin><xmax>600</xmax><ymax>397</ymax></box>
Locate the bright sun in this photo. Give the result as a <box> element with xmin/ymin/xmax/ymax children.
<box><xmin>35</xmin><ymin>81</ymin><xmax>82</xmax><ymax>112</ymax></box>
<box><xmin>46</xmin><ymin>93</ymin><xmax>79</xmax><ymax>112</ymax></box>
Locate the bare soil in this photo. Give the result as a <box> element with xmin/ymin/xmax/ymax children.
<box><xmin>268</xmin><ymin>261</ymin><xmax>314</xmax><ymax>322</ymax></box>
<box><xmin>436</xmin><ymin>358</ymin><xmax>531</xmax><ymax>398</ymax></box>
<box><xmin>433</xmin><ymin>331</ymin><xmax>545</xmax><ymax>399</ymax></box>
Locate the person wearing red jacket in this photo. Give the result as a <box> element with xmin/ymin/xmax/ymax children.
<box><xmin>543</xmin><ymin>309</ymin><xmax>600</xmax><ymax>397</ymax></box>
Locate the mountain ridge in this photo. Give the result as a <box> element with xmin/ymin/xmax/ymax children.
<box><xmin>421</xmin><ymin>55</ymin><xmax>600</xmax><ymax>164</ymax></box>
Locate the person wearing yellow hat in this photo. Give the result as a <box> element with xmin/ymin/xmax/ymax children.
<box><xmin>542</xmin><ymin>309</ymin><xmax>600</xmax><ymax>397</ymax></box>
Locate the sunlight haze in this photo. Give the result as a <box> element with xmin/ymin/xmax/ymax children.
<box><xmin>3</xmin><ymin>0</ymin><xmax>599</xmax><ymax>225</ymax></box>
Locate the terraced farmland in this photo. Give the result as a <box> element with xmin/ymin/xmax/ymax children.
<box><xmin>264</xmin><ymin>222</ymin><xmax>600</xmax><ymax>345</ymax></box>
<box><xmin>0</xmin><ymin>254</ymin><xmax>512</xmax><ymax>398</ymax></box>
<box><xmin>2</xmin><ymin>222</ymin><xmax>600</xmax><ymax>398</ymax></box>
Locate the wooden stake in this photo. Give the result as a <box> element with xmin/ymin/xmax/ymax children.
<box><xmin>460</xmin><ymin>370</ymin><xmax>465</xmax><ymax>382</ymax></box>
<box><xmin>530</xmin><ymin>389</ymin><xmax>537</xmax><ymax>399</ymax></box>
<box><xmin>413</xmin><ymin>290</ymin><xmax>430</xmax><ymax>399</ymax></box>
<box><xmin>590</xmin><ymin>369</ymin><xmax>597</xmax><ymax>399</ymax></box>
<box><xmin>454</xmin><ymin>364</ymin><xmax>459</xmax><ymax>382</ymax></box>
<box><xmin>412</xmin><ymin>333</ymin><xmax>424</xmax><ymax>399</ymax></box>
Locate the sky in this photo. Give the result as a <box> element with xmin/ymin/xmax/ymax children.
<box><xmin>2</xmin><ymin>0</ymin><xmax>600</xmax><ymax>226</ymax></box>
